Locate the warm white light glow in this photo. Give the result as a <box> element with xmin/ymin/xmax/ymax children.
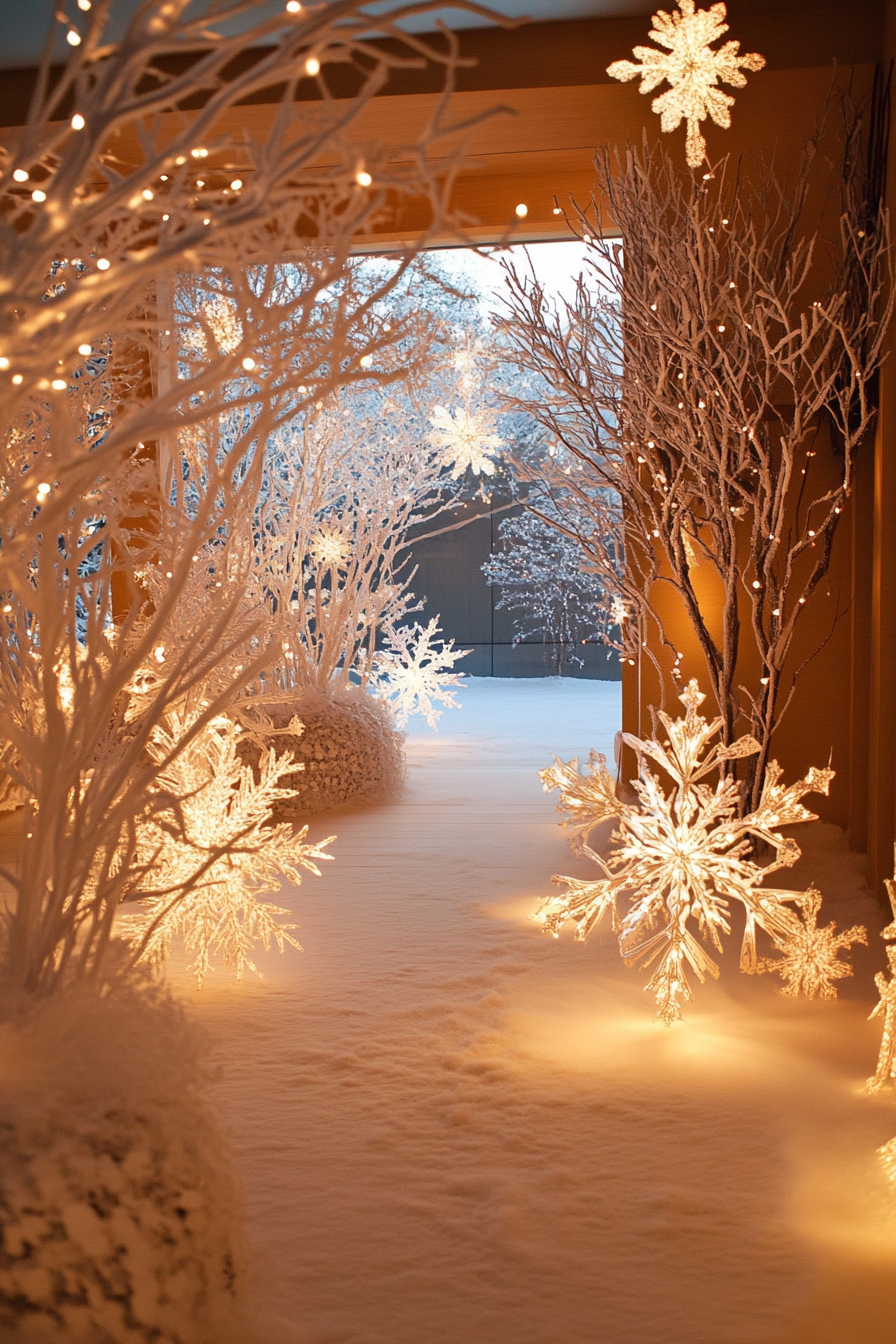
<box><xmin>607</xmin><ymin>0</ymin><xmax>766</xmax><ymax>167</ymax></box>
<box><xmin>66</xmin><ymin>29</ymin><xmax>82</xmax><ymax>46</ymax></box>
<box><xmin>11</xmin><ymin>374</ymin><xmax>23</xmax><ymax>385</ymax></box>
<box><xmin>31</xmin><ymin>190</ymin><xmax>46</xmax><ymax>203</ymax></box>
<box><xmin>0</xmin><ymin>358</ymin><xmax>8</xmax><ymax>370</ymax></box>
<box><xmin>515</xmin><ymin>203</ymin><xmax>529</xmax><ymax>218</ymax></box>
<box><xmin>241</xmin><ymin>356</ymin><xmax>256</xmax><ymax>371</ymax></box>
<box><xmin>355</xmin><ymin>169</ymin><xmax>373</xmax><ymax>187</ymax></box>
<box><xmin>230</xmin><ymin>178</ymin><xmax>243</xmax><ymax>190</ymax></box>
<box><xmin>70</xmin><ymin>113</ymin><xmax>86</xmax><ymax>130</ymax></box>
<box><xmin>78</xmin><ymin>343</ymin><xmax>92</xmax><ymax>356</ymax></box>
<box><xmin>96</xmin><ymin>257</ymin><xmax>110</xmax><ymax>270</ymax></box>
<box><xmin>305</xmin><ymin>56</ymin><xmax>321</xmax><ymax>75</ymax></box>
<box><xmin>13</xmin><ymin>169</ymin><xmax>29</xmax><ymax>182</ymax></box>
<box><xmin>286</xmin><ymin>0</ymin><xmax>302</xmax><ymax>10</ymax></box>
<box><xmin>51</xmin><ymin>379</ymin><xmax>67</xmax><ymax>391</ymax></box>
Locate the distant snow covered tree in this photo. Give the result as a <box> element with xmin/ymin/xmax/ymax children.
<box><xmin>483</xmin><ymin>502</ymin><xmax>614</xmax><ymax>670</ymax></box>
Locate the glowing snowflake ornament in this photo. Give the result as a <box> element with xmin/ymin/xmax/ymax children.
<box><xmin>373</xmin><ymin>617</ymin><xmax>469</xmax><ymax>728</ymax></box>
<box><xmin>308</xmin><ymin>522</ymin><xmax>352</xmax><ymax>569</ymax></box>
<box><xmin>761</xmin><ymin>886</ymin><xmax>866</xmax><ymax>999</ymax></box>
<box><xmin>536</xmin><ymin>679</ymin><xmax>861</xmax><ymax>1024</ymax></box>
<box><xmin>427</xmin><ymin>404</ymin><xmax>501</xmax><ymax>479</ymax></box>
<box><xmin>608</xmin><ymin>0</ymin><xmax>765</xmax><ymax>168</ymax></box>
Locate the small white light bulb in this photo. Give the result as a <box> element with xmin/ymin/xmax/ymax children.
<box><xmin>359</xmin><ymin>354</ymin><xmax>373</xmax><ymax>368</ymax></box>
<box><xmin>66</xmin><ymin>29</ymin><xmax>82</xmax><ymax>46</ymax></box>
<box><xmin>286</xmin><ymin>1</ymin><xmax>302</xmax><ymax>10</ymax></box>
<box><xmin>12</xmin><ymin>374</ymin><xmax>23</xmax><ymax>385</ymax></box>
<box><xmin>230</xmin><ymin>178</ymin><xmax>243</xmax><ymax>190</ymax></box>
<box><xmin>78</xmin><ymin>0</ymin><xmax>91</xmax><ymax>9</ymax></box>
<box><xmin>51</xmin><ymin>379</ymin><xmax>67</xmax><ymax>391</ymax></box>
<box><xmin>305</xmin><ymin>56</ymin><xmax>320</xmax><ymax>75</ymax></box>
<box><xmin>0</xmin><ymin>358</ymin><xmax>7</xmax><ymax>370</ymax></box>
<box><xmin>241</xmin><ymin>356</ymin><xmax>256</xmax><ymax>371</ymax></box>
<box><xmin>96</xmin><ymin>257</ymin><xmax>110</xmax><ymax>270</ymax></box>
<box><xmin>31</xmin><ymin>189</ymin><xmax>47</xmax><ymax>203</ymax></box>
<box><xmin>355</xmin><ymin>170</ymin><xmax>372</xmax><ymax>187</ymax></box>
<box><xmin>13</xmin><ymin>169</ymin><xmax>29</xmax><ymax>182</ymax></box>
<box><xmin>71</xmin><ymin>113</ymin><xmax>85</xmax><ymax>130</ymax></box>
<box><xmin>515</xmin><ymin>202</ymin><xmax>528</xmax><ymax>218</ymax></box>
<box><xmin>78</xmin><ymin>343</ymin><xmax>92</xmax><ymax>355</ymax></box>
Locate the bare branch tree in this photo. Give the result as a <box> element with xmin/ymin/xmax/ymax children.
<box><xmin>498</xmin><ymin>109</ymin><xmax>892</xmax><ymax>811</ymax></box>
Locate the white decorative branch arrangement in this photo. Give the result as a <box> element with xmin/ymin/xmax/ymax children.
<box><xmin>537</xmin><ymin>680</ymin><xmax>866</xmax><ymax>1024</ymax></box>
<box><xmin>0</xmin><ymin>0</ymin><xmax>508</xmax><ymax>1008</ymax></box>
<box><xmin>500</xmin><ymin>111</ymin><xmax>892</xmax><ymax>811</ymax></box>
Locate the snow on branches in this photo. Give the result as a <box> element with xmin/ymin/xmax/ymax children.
<box><xmin>536</xmin><ymin>679</ymin><xmax>863</xmax><ymax>1024</ymax></box>
<box><xmin>482</xmin><ymin>502</ymin><xmax>615</xmax><ymax>669</ymax></box>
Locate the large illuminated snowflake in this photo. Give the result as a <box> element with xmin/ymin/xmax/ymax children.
<box><xmin>373</xmin><ymin>617</ymin><xmax>469</xmax><ymax>728</ymax></box>
<box><xmin>124</xmin><ymin>709</ymin><xmax>334</xmax><ymax>983</ymax></box>
<box><xmin>536</xmin><ymin>680</ymin><xmax>862</xmax><ymax>1024</ymax></box>
<box><xmin>607</xmin><ymin>0</ymin><xmax>765</xmax><ymax>168</ymax></box>
<box><xmin>427</xmin><ymin>404</ymin><xmax>502</xmax><ymax>478</ymax></box>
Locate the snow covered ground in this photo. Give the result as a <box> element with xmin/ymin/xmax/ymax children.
<box><xmin>166</xmin><ymin>678</ymin><xmax>896</xmax><ymax>1344</ymax></box>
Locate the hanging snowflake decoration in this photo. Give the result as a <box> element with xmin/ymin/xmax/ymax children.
<box><xmin>536</xmin><ymin>679</ymin><xmax>863</xmax><ymax>1024</ymax></box>
<box><xmin>607</xmin><ymin>0</ymin><xmax>766</xmax><ymax>168</ymax></box>
<box><xmin>372</xmin><ymin>617</ymin><xmax>469</xmax><ymax>728</ymax></box>
<box><xmin>761</xmin><ymin>886</ymin><xmax>866</xmax><ymax>999</ymax></box>
<box><xmin>308</xmin><ymin>521</ymin><xmax>352</xmax><ymax>569</ymax></box>
<box><xmin>427</xmin><ymin>404</ymin><xmax>502</xmax><ymax>479</ymax></box>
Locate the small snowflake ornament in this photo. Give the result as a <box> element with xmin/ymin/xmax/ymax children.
<box><xmin>761</xmin><ymin>886</ymin><xmax>866</xmax><ymax>1000</ymax></box>
<box><xmin>427</xmin><ymin>404</ymin><xmax>502</xmax><ymax>479</ymax></box>
<box><xmin>608</xmin><ymin>0</ymin><xmax>766</xmax><ymax>168</ymax></box>
<box><xmin>308</xmin><ymin>522</ymin><xmax>352</xmax><ymax>569</ymax></box>
<box><xmin>373</xmin><ymin>617</ymin><xmax>469</xmax><ymax>728</ymax></box>
<box><xmin>536</xmin><ymin>679</ymin><xmax>861</xmax><ymax>1024</ymax></box>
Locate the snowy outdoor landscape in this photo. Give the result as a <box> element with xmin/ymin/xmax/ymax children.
<box><xmin>166</xmin><ymin>679</ymin><xmax>896</xmax><ymax>1344</ymax></box>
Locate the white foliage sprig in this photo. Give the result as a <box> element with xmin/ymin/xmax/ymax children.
<box><xmin>124</xmin><ymin>709</ymin><xmax>334</xmax><ymax>984</ymax></box>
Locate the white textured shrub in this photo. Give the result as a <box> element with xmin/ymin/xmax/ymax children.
<box><xmin>0</xmin><ymin>980</ymin><xmax>240</xmax><ymax>1343</ymax></box>
<box><xmin>240</xmin><ymin>686</ymin><xmax>405</xmax><ymax>820</ymax></box>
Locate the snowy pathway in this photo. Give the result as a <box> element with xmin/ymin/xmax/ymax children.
<box><xmin>168</xmin><ymin>678</ymin><xmax>896</xmax><ymax>1344</ymax></box>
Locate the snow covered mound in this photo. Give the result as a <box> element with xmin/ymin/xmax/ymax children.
<box><xmin>240</xmin><ymin>686</ymin><xmax>405</xmax><ymax>820</ymax></box>
<box><xmin>0</xmin><ymin>979</ymin><xmax>240</xmax><ymax>1342</ymax></box>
